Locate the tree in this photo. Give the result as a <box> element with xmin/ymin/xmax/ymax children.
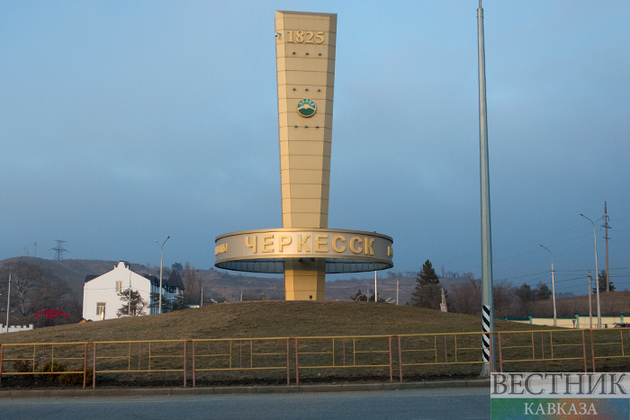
<box><xmin>535</xmin><ymin>282</ymin><xmax>552</xmax><ymax>300</ymax></box>
<box><xmin>117</xmin><ymin>288</ymin><xmax>148</xmax><ymax>317</ymax></box>
<box><xmin>171</xmin><ymin>262</ymin><xmax>183</xmax><ymax>271</ymax></box>
<box><xmin>368</xmin><ymin>293</ymin><xmax>386</xmax><ymax>302</ymax></box>
<box><xmin>351</xmin><ymin>290</ymin><xmax>368</xmax><ymax>301</ymax></box>
<box><xmin>183</xmin><ymin>262</ymin><xmax>203</xmax><ymax>305</ymax></box>
<box><xmin>594</xmin><ymin>270</ymin><xmax>615</xmax><ymax>293</ymax></box>
<box><xmin>515</xmin><ymin>283</ymin><xmax>536</xmax><ymax>303</ymax></box>
<box><xmin>0</xmin><ymin>261</ymin><xmax>75</xmax><ymax>326</ymax></box>
<box><xmin>410</xmin><ymin>260</ymin><xmax>443</xmax><ymax>309</ymax></box>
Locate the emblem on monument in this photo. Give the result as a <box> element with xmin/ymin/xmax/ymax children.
<box><xmin>296</xmin><ymin>98</ymin><xmax>317</xmax><ymax>117</ymax></box>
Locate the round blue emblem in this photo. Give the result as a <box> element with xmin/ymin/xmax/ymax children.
<box><xmin>296</xmin><ymin>98</ymin><xmax>317</xmax><ymax>118</ymax></box>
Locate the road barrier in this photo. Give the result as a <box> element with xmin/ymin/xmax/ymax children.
<box><xmin>1</xmin><ymin>328</ymin><xmax>629</xmax><ymax>389</ymax></box>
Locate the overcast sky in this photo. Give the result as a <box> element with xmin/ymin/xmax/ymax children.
<box><xmin>1</xmin><ymin>1</ymin><xmax>629</xmax><ymax>295</ymax></box>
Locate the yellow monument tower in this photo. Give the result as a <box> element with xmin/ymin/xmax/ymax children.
<box><xmin>276</xmin><ymin>11</ymin><xmax>336</xmax><ymax>300</ymax></box>
<box><xmin>215</xmin><ymin>11</ymin><xmax>393</xmax><ymax>301</ymax></box>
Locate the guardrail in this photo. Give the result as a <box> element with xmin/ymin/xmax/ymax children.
<box><xmin>1</xmin><ymin>328</ymin><xmax>629</xmax><ymax>389</ymax></box>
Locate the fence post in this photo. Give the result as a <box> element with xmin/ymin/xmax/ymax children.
<box><xmin>389</xmin><ymin>336</ymin><xmax>393</xmax><ymax>383</ymax></box>
<box><xmin>398</xmin><ymin>336</ymin><xmax>403</xmax><ymax>382</ymax></box>
<box><xmin>444</xmin><ymin>336</ymin><xmax>448</xmax><ymax>363</ymax></box>
<box><xmin>83</xmin><ymin>343</ymin><xmax>88</xmax><ymax>390</ymax></box>
<box><xmin>295</xmin><ymin>338</ymin><xmax>299</xmax><ymax>385</ymax></box>
<box><xmin>581</xmin><ymin>330</ymin><xmax>587</xmax><ymax>373</ymax></box>
<box><xmin>541</xmin><ymin>332</ymin><xmax>544</xmax><ymax>359</ymax></box>
<box><xmin>502</xmin><ymin>333</ymin><xmax>503</xmax><ymax>373</ymax></box>
<box><xmin>183</xmin><ymin>341</ymin><xmax>187</xmax><ymax>388</ymax></box>
<box><xmin>192</xmin><ymin>341</ymin><xmax>196</xmax><ymax>388</ymax></box>
<box><xmin>489</xmin><ymin>332</ymin><xmax>494</xmax><ymax>373</ymax></box>
<box><xmin>0</xmin><ymin>344</ymin><xmax>4</xmax><ymax>385</ymax></box>
<box><xmin>590</xmin><ymin>329</ymin><xmax>596</xmax><ymax>373</ymax></box>
<box><xmin>92</xmin><ymin>343</ymin><xmax>97</xmax><ymax>389</ymax></box>
<box><xmin>286</xmin><ymin>339</ymin><xmax>290</xmax><ymax>386</ymax></box>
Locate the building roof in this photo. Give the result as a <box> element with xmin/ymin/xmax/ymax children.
<box><xmin>84</xmin><ymin>261</ymin><xmax>176</xmax><ymax>291</ymax></box>
<box><xmin>166</xmin><ymin>270</ymin><xmax>185</xmax><ymax>290</ymax></box>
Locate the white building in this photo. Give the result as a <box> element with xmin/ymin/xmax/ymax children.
<box><xmin>82</xmin><ymin>261</ymin><xmax>184</xmax><ymax>321</ymax></box>
<box><xmin>0</xmin><ymin>324</ymin><xmax>34</xmax><ymax>334</ymax></box>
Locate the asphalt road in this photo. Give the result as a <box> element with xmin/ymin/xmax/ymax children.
<box><xmin>0</xmin><ymin>387</ymin><xmax>489</xmax><ymax>420</ymax></box>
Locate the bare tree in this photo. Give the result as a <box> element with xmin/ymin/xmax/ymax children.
<box><xmin>183</xmin><ymin>262</ymin><xmax>203</xmax><ymax>305</ymax></box>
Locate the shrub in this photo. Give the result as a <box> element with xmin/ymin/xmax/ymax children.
<box><xmin>39</xmin><ymin>362</ymin><xmax>67</xmax><ymax>382</ymax></box>
<box><xmin>58</xmin><ymin>366</ymin><xmax>93</xmax><ymax>386</ymax></box>
<box><xmin>12</xmin><ymin>359</ymin><xmax>36</xmax><ymax>379</ymax></box>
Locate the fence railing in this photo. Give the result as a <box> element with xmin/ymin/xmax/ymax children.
<box><xmin>1</xmin><ymin>328</ymin><xmax>629</xmax><ymax>389</ymax></box>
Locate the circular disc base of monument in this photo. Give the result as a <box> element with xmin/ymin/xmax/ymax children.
<box><xmin>214</xmin><ymin>228</ymin><xmax>393</xmax><ymax>274</ymax></box>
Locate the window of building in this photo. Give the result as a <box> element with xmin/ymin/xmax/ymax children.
<box><xmin>96</xmin><ymin>302</ymin><xmax>106</xmax><ymax>316</ymax></box>
<box><xmin>116</xmin><ymin>281</ymin><xmax>122</xmax><ymax>292</ymax></box>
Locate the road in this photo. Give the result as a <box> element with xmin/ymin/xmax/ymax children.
<box><xmin>0</xmin><ymin>387</ymin><xmax>489</xmax><ymax>419</ymax></box>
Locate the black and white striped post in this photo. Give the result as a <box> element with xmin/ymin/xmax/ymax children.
<box><xmin>478</xmin><ymin>0</ymin><xmax>495</xmax><ymax>376</ymax></box>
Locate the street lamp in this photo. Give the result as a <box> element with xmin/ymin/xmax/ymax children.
<box><xmin>5</xmin><ymin>256</ymin><xmax>22</xmax><ymax>333</ymax></box>
<box><xmin>580</xmin><ymin>214</ymin><xmax>602</xmax><ymax>328</ymax></box>
<box><xmin>539</xmin><ymin>245</ymin><xmax>557</xmax><ymax>326</ymax></box>
<box><xmin>154</xmin><ymin>236</ymin><xmax>170</xmax><ymax>314</ymax></box>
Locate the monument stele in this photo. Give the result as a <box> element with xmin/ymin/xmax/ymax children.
<box><xmin>214</xmin><ymin>11</ymin><xmax>393</xmax><ymax>300</ymax></box>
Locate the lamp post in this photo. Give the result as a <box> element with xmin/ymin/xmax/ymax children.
<box><xmin>539</xmin><ymin>245</ymin><xmax>557</xmax><ymax>326</ymax></box>
<box><xmin>5</xmin><ymin>257</ymin><xmax>22</xmax><ymax>333</ymax></box>
<box><xmin>580</xmin><ymin>214</ymin><xmax>602</xmax><ymax>328</ymax></box>
<box><xmin>154</xmin><ymin>236</ymin><xmax>170</xmax><ymax>314</ymax></box>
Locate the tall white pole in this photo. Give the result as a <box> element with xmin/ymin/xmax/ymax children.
<box><xmin>374</xmin><ymin>271</ymin><xmax>378</xmax><ymax>303</ymax></box>
<box><xmin>6</xmin><ymin>268</ymin><xmax>12</xmax><ymax>333</ymax></box>
<box><xmin>580</xmin><ymin>214</ymin><xmax>602</xmax><ymax>328</ymax></box>
<box><xmin>155</xmin><ymin>236</ymin><xmax>170</xmax><ymax>314</ymax></box>
<box><xmin>6</xmin><ymin>257</ymin><xmax>22</xmax><ymax>333</ymax></box>
<box><xmin>478</xmin><ymin>0</ymin><xmax>495</xmax><ymax>376</ymax></box>
<box><xmin>588</xmin><ymin>271</ymin><xmax>593</xmax><ymax>329</ymax></box>
<box><xmin>540</xmin><ymin>245</ymin><xmax>557</xmax><ymax>326</ymax></box>
<box><xmin>128</xmin><ymin>269</ymin><xmax>131</xmax><ymax>316</ymax></box>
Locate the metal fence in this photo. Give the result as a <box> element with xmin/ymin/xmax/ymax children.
<box><xmin>2</xmin><ymin>328</ymin><xmax>630</xmax><ymax>389</ymax></box>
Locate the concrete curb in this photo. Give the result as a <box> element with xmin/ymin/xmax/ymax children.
<box><xmin>0</xmin><ymin>379</ymin><xmax>489</xmax><ymax>399</ymax></box>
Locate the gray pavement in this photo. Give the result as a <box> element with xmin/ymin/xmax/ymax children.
<box><xmin>0</xmin><ymin>386</ymin><xmax>490</xmax><ymax>420</ymax></box>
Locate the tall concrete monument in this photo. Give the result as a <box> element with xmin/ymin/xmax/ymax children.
<box><xmin>215</xmin><ymin>11</ymin><xmax>393</xmax><ymax>300</ymax></box>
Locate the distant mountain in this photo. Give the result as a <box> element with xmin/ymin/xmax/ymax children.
<box><xmin>0</xmin><ymin>258</ymin><xmax>463</xmax><ymax>305</ymax></box>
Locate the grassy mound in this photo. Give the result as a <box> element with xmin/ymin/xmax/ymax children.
<box><xmin>0</xmin><ymin>301</ymin><xmax>535</xmax><ymax>345</ymax></box>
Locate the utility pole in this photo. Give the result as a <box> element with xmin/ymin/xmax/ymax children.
<box><xmin>602</xmin><ymin>202</ymin><xmax>611</xmax><ymax>292</ymax></box>
<box><xmin>581</xmin><ymin>214</ymin><xmax>602</xmax><ymax>328</ymax></box>
<box><xmin>478</xmin><ymin>0</ymin><xmax>495</xmax><ymax>376</ymax></box>
<box><xmin>540</xmin><ymin>245</ymin><xmax>557</xmax><ymax>327</ymax></box>
<box><xmin>396</xmin><ymin>279</ymin><xmax>399</xmax><ymax>305</ymax></box>
<box><xmin>374</xmin><ymin>271</ymin><xmax>378</xmax><ymax>303</ymax></box>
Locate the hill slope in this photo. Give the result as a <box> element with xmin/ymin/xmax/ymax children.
<box><xmin>0</xmin><ymin>300</ymin><xmax>536</xmax><ymax>345</ymax></box>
